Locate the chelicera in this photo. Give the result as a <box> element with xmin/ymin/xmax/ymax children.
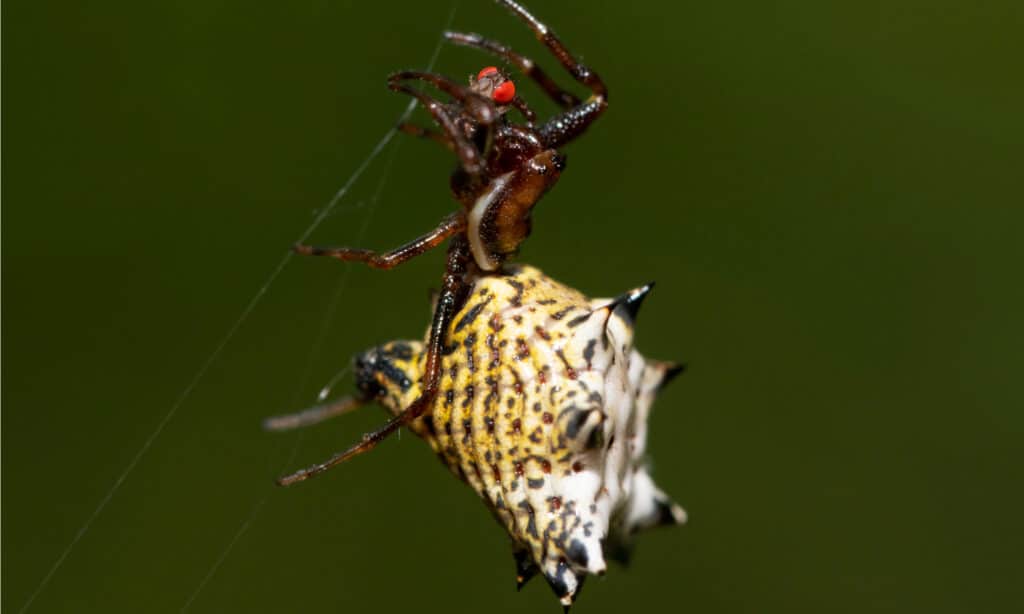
<box><xmin>277</xmin><ymin>0</ymin><xmax>607</xmax><ymax>486</ymax></box>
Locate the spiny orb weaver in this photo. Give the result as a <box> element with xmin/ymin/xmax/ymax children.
<box><xmin>267</xmin><ymin>1</ymin><xmax>686</xmax><ymax>609</ymax></box>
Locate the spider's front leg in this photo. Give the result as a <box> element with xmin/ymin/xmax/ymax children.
<box><xmin>496</xmin><ymin>0</ymin><xmax>608</xmax><ymax>149</ymax></box>
<box><xmin>292</xmin><ymin>211</ymin><xmax>465</xmax><ymax>269</ymax></box>
<box><xmin>388</xmin><ymin>71</ymin><xmax>498</xmax><ymax>176</ymax></box>
<box><xmin>276</xmin><ymin>237</ymin><xmax>473</xmax><ymax>486</ymax></box>
<box><xmin>397</xmin><ymin>122</ymin><xmax>453</xmax><ymax>150</ymax></box>
<box><xmin>444</xmin><ymin>30</ymin><xmax>582</xmax><ymax>110</ymax></box>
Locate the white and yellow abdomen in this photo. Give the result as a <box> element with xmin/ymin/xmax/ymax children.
<box><xmin>356</xmin><ymin>265</ymin><xmax>685</xmax><ymax>607</ymax></box>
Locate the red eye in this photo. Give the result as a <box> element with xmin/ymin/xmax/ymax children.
<box><xmin>492</xmin><ymin>80</ymin><xmax>516</xmax><ymax>104</ymax></box>
<box><xmin>477</xmin><ymin>66</ymin><xmax>500</xmax><ymax>81</ymax></box>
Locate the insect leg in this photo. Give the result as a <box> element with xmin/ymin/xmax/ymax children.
<box><xmin>292</xmin><ymin>211</ymin><xmax>466</xmax><ymax>270</ymax></box>
<box><xmin>276</xmin><ymin>237</ymin><xmax>473</xmax><ymax>486</ymax></box>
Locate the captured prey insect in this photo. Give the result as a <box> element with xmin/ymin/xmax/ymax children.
<box><xmin>266</xmin><ymin>0</ymin><xmax>686</xmax><ymax>609</ymax></box>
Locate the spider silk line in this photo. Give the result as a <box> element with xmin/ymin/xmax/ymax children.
<box><xmin>17</xmin><ymin>3</ymin><xmax>460</xmax><ymax>611</ymax></box>
<box><xmin>179</xmin><ymin>142</ymin><xmax>406</xmax><ymax>614</ymax></box>
<box><xmin>178</xmin><ymin>4</ymin><xmax>459</xmax><ymax>611</ymax></box>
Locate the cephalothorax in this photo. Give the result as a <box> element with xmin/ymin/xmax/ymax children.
<box><xmin>267</xmin><ymin>266</ymin><xmax>686</xmax><ymax>608</ymax></box>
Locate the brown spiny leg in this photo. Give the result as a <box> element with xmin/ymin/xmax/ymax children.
<box><xmin>388</xmin><ymin>79</ymin><xmax>486</xmax><ymax>175</ymax></box>
<box><xmin>443</xmin><ymin>30</ymin><xmax>582</xmax><ymax>109</ymax></box>
<box><xmin>495</xmin><ymin>0</ymin><xmax>608</xmax><ymax>149</ymax></box>
<box><xmin>390</xmin><ymin>70</ymin><xmax>504</xmax><ymax>166</ymax></box>
<box><xmin>397</xmin><ymin>122</ymin><xmax>453</xmax><ymax>150</ymax></box>
<box><xmin>508</xmin><ymin>95</ymin><xmax>536</xmax><ymax>127</ymax></box>
<box><xmin>276</xmin><ymin>237</ymin><xmax>473</xmax><ymax>486</ymax></box>
<box><xmin>389</xmin><ymin>71</ymin><xmax>498</xmax><ymax>125</ymax></box>
<box><xmin>292</xmin><ymin>211</ymin><xmax>465</xmax><ymax>269</ymax></box>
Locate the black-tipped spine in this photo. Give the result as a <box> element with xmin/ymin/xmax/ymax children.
<box><xmin>513</xmin><ymin>548</ymin><xmax>538</xmax><ymax>591</ymax></box>
<box><xmin>659</xmin><ymin>362</ymin><xmax>687</xmax><ymax>391</ymax></box>
<box><xmin>615</xmin><ymin>282</ymin><xmax>655</xmax><ymax>324</ymax></box>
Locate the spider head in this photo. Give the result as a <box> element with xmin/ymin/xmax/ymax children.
<box><xmin>471</xmin><ymin>66</ymin><xmax>516</xmax><ymax>107</ymax></box>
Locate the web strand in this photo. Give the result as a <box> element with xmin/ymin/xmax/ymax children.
<box><xmin>18</xmin><ymin>3</ymin><xmax>459</xmax><ymax>612</ymax></box>
<box><xmin>176</xmin><ymin>3</ymin><xmax>460</xmax><ymax>611</ymax></box>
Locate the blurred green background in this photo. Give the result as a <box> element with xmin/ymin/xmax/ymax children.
<box><xmin>4</xmin><ymin>1</ymin><xmax>1022</xmax><ymax>612</ymax></box>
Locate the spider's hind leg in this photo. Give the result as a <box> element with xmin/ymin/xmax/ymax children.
<box><xmin>293</xmin><ymin>211</ymin><xmax>465</xmax><ymax>270</ymax></box>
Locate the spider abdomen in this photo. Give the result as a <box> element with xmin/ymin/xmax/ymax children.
<box><xmin>357</xmin><ymin>265</ymin><xmax>685</xmax><ymax>606</ymax></box>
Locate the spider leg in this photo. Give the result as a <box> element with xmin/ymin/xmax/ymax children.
<box><xmin>538</xmin><ymin>98</ymin><xmax>606</xmax><ymax>150</ymax></box>
<box><xmin>389</xmin><ymin>81</ymin><xmax>486</xmax><ymax>175</ymax></box>
<box><xmin>508</xmin><ymin>95</ymin><xmax>537</xmax><ymax>127</ymax></box>
<box><xmin>495</xmin><ymin>0</ymin><xmax>609</xmax><ymax>149</ymax></box>
<box><xmin>276</xmin><ymin>237</ymin><xmax>473</xmax><ymax>486</ymax></box>
<box><xmin>263</xmin><ymin>395</ymin><xmax>367</xmax><ymax>432</ymax></box>
<box><xmin>413</xmin><ymin>32</ymin><xmax>540</xmax><ymax>125</ymax></box>
<box><xmin>443</xmin><ymin>30</ymin><xmax>582</xmax><ymax>109</ymax></box>
<box><xmin>293</xmin><ymin>211</ymin><xmax>466</xmax><ymax>269</ymax></box>
<box><xmin>389</xmin><ymin>71</ymin><xmax>498</xmax><ymax>125</ymax></box>
<box><xmin>397</xmin><ymin>122</ymin><xmax>453</xmax><ymax>150</ymax></box>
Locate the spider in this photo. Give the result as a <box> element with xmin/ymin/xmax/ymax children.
<box><xmin>277</xmin><ymin>0</ymin><xmax>608</xmax><ymax>486</ymax></box>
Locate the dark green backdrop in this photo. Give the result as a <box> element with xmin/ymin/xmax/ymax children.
<box><xmin>4</xmin><ymin>1</ymin><xmax>1022</xmax><ymax>612</ymax></box>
